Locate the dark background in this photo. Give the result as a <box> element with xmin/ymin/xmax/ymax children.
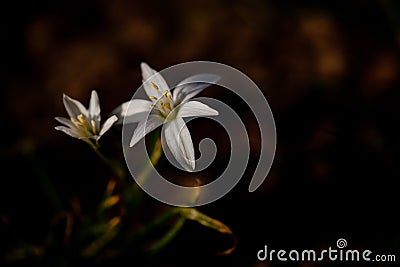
<box><xmin>1</xmin><ymin>0</ymin><xmax>399</xmax><ymax>266</ymax></box>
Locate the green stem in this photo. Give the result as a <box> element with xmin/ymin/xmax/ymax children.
<box><xmin>123</xmin><ymin>137</ymin><xmax>163</xmax><ymax>211</ymax></box>
<box><xmin>146</xmin><ymin>216</ymin><xmax>186</xmax><ymax>254</ymax></box>
<box><xmin>87</xmin><ymin>140</ymin><xmax>125</xmax><ymax>180</ymax></box>
<box><xmin>144</xmin><ymin>207</ymin><xmax>180</xmax><ymax>231</ymax></box>
<box><xmin>135</xmin><ymin>138</ymin><xmax>162</xmax><ymax>185</ymax></box>
<box><xmin>123</xmin><ymin>207</ymin><xmax>180</xmax><ymax>247</ymax></box>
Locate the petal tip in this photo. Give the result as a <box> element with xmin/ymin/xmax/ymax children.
<box><xmin>140</xmin><ymin>62</ymin><xmax>150</xmax><ymax>71</ymax></box>
<box><xmin>62</xmin><ymin>93</ymin><xmax>70</xmax><ymax>100</ymax></box>
<box><xmin>129</xmin><ymin>140</ymin><xmax>135</xmax><ymax>148</ymax></box>
<box><xmin>109</xmin><ymin>115</ymin><xmax>118</xmax><ymax>123</ymax></box>
<box><xmin>184</xmin><ymin>162</ymin><xmax>195</xmax><ymax>172</ymax></box>
<box><xmin>90</xmin><ymin>90</ymin><xmax>99</xmax><ymax>99</ymax></box>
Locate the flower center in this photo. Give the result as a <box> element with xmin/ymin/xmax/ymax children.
<box><xmin>148</xmin><ymin>82</ymin><xmax>175</xmax><ymax>117</ymax></box>
<box><xmin>71</xmin><ymin>114</ymin><xmax>97</xmax><ymax>136</ymax></box>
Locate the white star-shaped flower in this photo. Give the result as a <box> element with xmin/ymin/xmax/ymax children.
<box><xmin>114</xmin><ymin>63</ymin><xmax>219</xmax><ymax>171</ymax></box>
<box><xmin>55</xmin><ymin>90</ymin><xmax>118</xmax><ymax>143</ymax></box>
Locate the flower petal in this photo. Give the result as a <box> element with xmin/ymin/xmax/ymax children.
<box><xmin>141</xmin><ymin>62</ymin><xmax>169</xmax><ymax>100</ymax></box>
<box><xmin>98</xmin><ymin>115</ymin><xmax>118</xmax><ymax>138</ymax></box>
<box><xmin>175</xmin><ymin>101</ymin><xmax>219</xmax><ymax>118</ymax></box>
<box><xmin>55</xmin><ymin>117</ymin><xmax>75</xmax><ymax>128</ymax></box>
<box><xmin>111</xmin><ymin>99</ymin><xmax>153</xmax><ymax>124</ymax></box>
<box><xmin>164</xmin><ymin>118</ymin><xmax>195</xmax><ymax>171</ymax></box>
<box><xmin>63</xmin><ymin>93</ymin><xmax>89</xmax><ymax>119</ymax></box>
<box><xmin>55</xmin><ymin>126</ymin><xmax>81</xmax><ymax>139</ymax></box>
<box><xmin>173</xmin><ymin>74</ymin><xmax>220</xmax><ymax>104</ymax></box>
<box><xmin>130</xmin><ymin>114</ymin><xmax>164</xmax><ymax>147</ymax></box>
<box><xmin>89</xmin><ymin>90</ymin><xmax>101</xmax><ymax>119</ymax></box>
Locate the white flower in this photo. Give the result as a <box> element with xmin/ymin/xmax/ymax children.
<box><xmin>55</xmin><ymin>90</ymin><xmax>118</xmax><ymax>142</ymax></box>
<box><xmin>114</xmin><ymin>62</ymin><xmax>219</xmax><ymax>171</ymax></box>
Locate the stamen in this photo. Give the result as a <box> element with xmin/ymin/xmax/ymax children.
<box><xmin>149</xmin><ymin>96</ymin><xmax>158</xmax><ymax>101</ymax></box>
<box><xmin>160</xmin><ymin>101</ymin><xmax>166</xmax><ymax>113</ymax></box>
<box><xmin>150</xmin><ymin>82</ymin><xmax>159</xmax><ymax>90</ymax></box>
<box><xmin>164</xmin><ymin>102</ymin><xmax>172</xmax><ymax>111</ymax></box>
<box><xmin>91</xmin><ymin>119</ymin><xmax>96</xmax><ymax>133</ymax></box>
<box><xmin>163</xmin><ymin>90</ymin><xmax>169</xmax><ymax>98</ymax></box>
<box><xmin>78</xmin><ymin>114</ymin><xmax>88</xmax><ymax>125</ymax></box>
<box><xmin>167</xmin><ymin>93</ymin><xmax>172</xmax><ymax>100</ymax></box>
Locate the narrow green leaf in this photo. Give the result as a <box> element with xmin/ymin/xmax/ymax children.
<box><xmin>180</xmin><ymin>208</ymin><xmax>232</xmax><ymax>234</ymax></box>
<box><xmin>179</xmin><ymin>208</ymin><xmax>237</xmax><ymax>255</ymax></box>
<box><xmin>146</xmin><ymin>216</ymin><xmax>186</xmax><ymax>254</ymax></box>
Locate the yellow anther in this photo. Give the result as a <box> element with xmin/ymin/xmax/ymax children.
<box><xmin>160</xmin><ymin>101</ymin><xmax>166</xmax><ymax>113</ymax></box>
<box><xmin>163</xmin><ymin>90</ymin><xmax>169</xmax><ymax>98</ymax></box>
<box><xmin>78</xmin><ymin>114</ymin><xmax>88</xmax><ymax>125</ymax></box>
<box><xmin>164</xmin><ymin>102</ymin><xmax>172</xmax><ymax>111</ymax></box>
<box><xmin>150</xmin><ymin>82</ymin><xmax>159</xmax><ymax>90</ymax></box>
<box><xmin>91</xmin><ymin>119</ymin><xmax>96</xmax><ymax>133</ymax></box>
<box><xmin>167</xmin><ymin>93</ymin><xmax>172</xmax><ymax>100</ymax></box>
<box><xmin>149</xmin><ymin>96</ymin><xmax>158</xmax><ymax>101</ymax></box>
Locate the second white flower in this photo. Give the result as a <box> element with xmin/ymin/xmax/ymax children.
<box><xmin>114</xmin><ymin>62</ymin><xmax>220</xmax><ymax>171</ymax></box>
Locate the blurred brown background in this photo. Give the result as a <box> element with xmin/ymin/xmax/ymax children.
<box><xmin>1</xmin><ymin>0</ymin><xmax>399</xmax><ymax>266</ymax></box>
